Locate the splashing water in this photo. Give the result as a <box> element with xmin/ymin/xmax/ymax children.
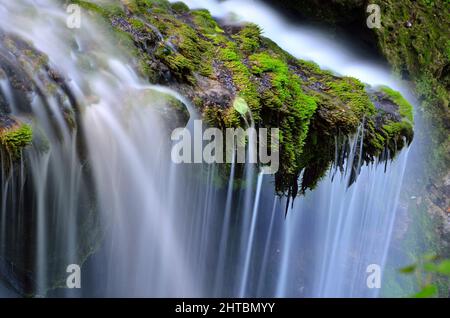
<box><xmin>0</xmin><ymin>0</ymin><xmax>417</xmax><ymax>297</ymax></box>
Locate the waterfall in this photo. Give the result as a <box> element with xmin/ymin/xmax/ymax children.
<box><xmin>0</xmin><ymin>0</ymin><xmax>198</xmax><ymax>296</ymax></box>
<box><xmin>0</xmin><ymin>0</ymin><xmax>416</xmax><ymax>297</ymax></box>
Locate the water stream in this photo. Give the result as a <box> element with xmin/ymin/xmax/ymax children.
<box><xmin>0</xmin><ymin>0</ymin><xmax>419</xmax><ymax>297</ymax></box>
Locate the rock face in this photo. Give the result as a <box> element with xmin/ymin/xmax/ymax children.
<box><xmin>69</xmin><ymin>0</ymin><xmax>414</xmax><ymax>196</ymax></box>
<box><xmin>263</xmin><ymin>0</ymin><xmax>449</xmax><ymax>183</ymax></box>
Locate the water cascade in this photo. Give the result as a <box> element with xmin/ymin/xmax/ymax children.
<box><xmin>0</xmin><ymin>0</ymin><xmax>417</xmax><ymax>297</ymax></box>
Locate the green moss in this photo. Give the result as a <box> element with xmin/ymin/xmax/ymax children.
<box><xmin>22</xmin><ymin>49</ymin><xmax>49</xmax><ymax>72</ymax></box>
<box><xmin>381</xmin><ymin>120</ymin><xmax>414</xmax><ymax>153</ymax></box>
<box><xmin>249</xmin><ymin>52</ymin><xmax>317</xmax><ymax>177</ymax></box>
<box><xmin>157</xmin><ymin>47</ymin><xmax>194</xmax><ymax>81</ymax></box>
<box><xmin>78</xmin><ymin>0</ymin><xmax>415</xmax><ymax>195</ymax></box>
<box><xmin>219</xmin><ymin>47</ymin><xmax>239</xmax><ymax>61</ymax></box>
<box><xmin>129</xmin><ymin>18</ymin><xmax>146</xmax><ymax>31</ymax></box>
<box><xmin>190</xmin><ymin>9</ymin><xmax>228</xmax><ymax>49</ymax></box>
<box><xmin>249</xmin><ymin>52</ymin><xmax>316</xmax><ymax>121</ymax></box>
<box><xmin>223</xmin><ymin>107</ymin><xmax>241</xmax><ymax>128</ymax></box>
<box><xmin>383</xmin><ymin>121</ymin><xmax>414</xmax><ymax>140</ymax></box>
<box><xmin>203</xmin><ymin>106</ymin><xmax>223</xmax><ymax>128</ymax></box>
<box><xmin>170</xmin><ymin>1</ymin><xmax>190</xmax><ymax>13</ymax></box>
<box><xmin>171</xmin><ymin>24</ymin><xmax>213</xmax><ymax>77</ymax></box>
<box><xmin>69</xmin><ymin>0</ymin><xmax>123</xmax><ymax>18</ymax></box>
<box><xmin>0</xmin><ymin>124</ymin><xmax>33</xmax><ymax>158</ymax></box>
<box><xmin>366</xmin><ymin>86</ymin><xmax>416</xmax><ymax>152</ymax></box>
<box><xmin>153</xmin><ymin>20</ymin><xmax>214</xmax><ymax>80</ymax></box>
<box><xmin>295</xmin><ymin>62</ymin><xmax>378</xmax><ymax>140</ymax></box>
<box><xmin>327</xmin><ymin>77</ymin><xmax>376</xmax><ymax>118</ymax></box>
<box><xmin>298</xmin><ymin>59</ymin><xmax>321</xmax><ymax>73</ymax></box>
<box><xmin>373</xmin><ymin>0</ymin><xmax>449</xmax><ymax>176</ymax></box>
<box><xmin>233</xmin><ymin>23</ymin><xmax>262</xmax><ymax>54</ymax></box>
<box><xmin>129</xmin><ymin>0</ymin><xmax>171</xmax><ymax>13</ymax></box>
<box><xmin>297</xmin><ymin>59</ymin><xmax>334</xmax><ymax>77</ymax></box>
<box><xmin>379</xmin><ymin>86</ymin><xmax>414</xmax><ymax>123</ymax></box>
<box><xmin>446</xmin><ymin>40</ymin><xmax>450</xmax><ymax>61</ymax></box>
<box><xmin>364</xmin><ymin>121</ymin><xmax>386</xmax><ymax>153</ymax></box>
<box><xmin>218</xmin><ymin>44</ymin><xmax>260</xmax><ymax>120</ymax></box>
<box><xmin>69</xmin><ymin>0</ymin><xmax>107</xmax><ymax>16</ymax></box>
<box><xmin>192</xmin><ymin>9</ymin><xmax>224</xmax><ymax>35</ymax></box>
<box><xmin>383</xmin><ymin>121</ymin><xmax>413</xmax><ymax>136</ymax></box>
<box><xmin>250</xmin><ymin>52</ymin><xmax>288</xmax><ymax>75</ymax></box>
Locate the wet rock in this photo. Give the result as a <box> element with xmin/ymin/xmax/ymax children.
<box><xmin>89</xmin><ymin>0</ymin><xmax>415</xmax><ymax>197</ymax></box>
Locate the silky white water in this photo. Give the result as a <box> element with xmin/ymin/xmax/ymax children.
<box><xmin>0</xmin><ymin>0</ymin><xmax>417</xmax><ymax>297</ymax></box>
<box><xmin>0</xmin><ymin>0</ymin><xmax>199</xmax><ymax>296</ymax></box>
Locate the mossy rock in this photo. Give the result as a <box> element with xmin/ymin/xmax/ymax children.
<box><xmin>69</xmin><ymin>0</ymin><xmax>415</xmax><ymax>196</ymax></box>
<box><xmin>170</xmin><ymin>2</ymin><xmax>190</xmax><ymax>14</ymax></box>
<box><xmin>0</xmin><ymin>121</ymin><xmax>33</xmax><ymax>159</ymax></box>
<box><xmin>264</xmin><ymin>0</ymin><xmax>449</xmax><ymax>180</ymax></box>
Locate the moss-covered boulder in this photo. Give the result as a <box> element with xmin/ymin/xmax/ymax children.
<box><xmin>0</xmin><ymin>33</ymin><xmax>43</xmax><ymax>159</ymax></box>
<box><xmin>0</xmin><ymin>120</ymin><xmax>32</xmax><ymax>159</ymax></box>
<box><xmin>264</xmin><ymin>0</ymin><xmax>449</xmax><ymax>178</ymax></box>
<box><xmin>68</xmin><ymin>0</ymin><xmax>414</xmax><ymax>196</ymax></box>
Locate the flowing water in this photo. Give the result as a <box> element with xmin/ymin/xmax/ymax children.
<box><xmin>0</xmin><ymin>0</ymin><xmax>418</xmax><ymax>297</ymax></box>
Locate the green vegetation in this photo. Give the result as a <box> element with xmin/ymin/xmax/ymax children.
<box><xmin>379</xmin><ymin>86</ymin><xmax>414</xmax><ymax>123</ymax></box>
<box><xmin>374</xmin><ymin>86</ymin><xmax>415</xmax><ymax>153</ymax></box>
<box><xmin>327</xmin><ymin>78</ymin><xmax>375</xmax><ymax>118</ymax></box>
<box><xmin>371</xmin><ymin>0</ymin><xmax>449</xmax><ymax>176</ymax></box>
<box><xmin>192</xmin><ymin>9</ymin><xmax>225</xmax><ymax>36</ymax></box>
<box><xmin>170</xmin><ymin>1</ymin><xmax>190</xmax><ymax>14</ymax></box>
<box><xmin>234</xmin><ymin>24</ymin><xmax>262</xmax><ymax>54</ymax></box>
<box><xmin>382</xmin><ymin>121</ymin><xmax>413</xmax><ymax>146</ymax></box>
<box><xmin>218</xmin><ymin>44</ymin><xmax>260</xmax><ymax>120</ymax></box>
<box><xmin>69</xmin><ymin>0</ymin><xmax>415</xmax><ymax>195</ymax></box>
<box><xmin>0</xmin><ymin>123</ymin><xmax>33</xmax><ymax>158</ymax></box>
<box><xmin>400</xmin><ymin>254</ymin><xmax>450</xmax><ymax>298</ymax></box>
<box><xmin>270</xmin><ymin>0</ymin><xmax>449</xmax><ymax>179</ymax></box>
<box><xmin>381</xmin><ymin>180</ymin><xmax>450</xmax><ymax>298</ymax></box>
<box><xmin>69</xmin><ymin>0</ymin><xmax>122</xmax><ymax>18</ymax></box>
<box><xmin>249</xmin><ymin>52</ymin><xmax>317</xmax><ymax>176</ymax></box>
